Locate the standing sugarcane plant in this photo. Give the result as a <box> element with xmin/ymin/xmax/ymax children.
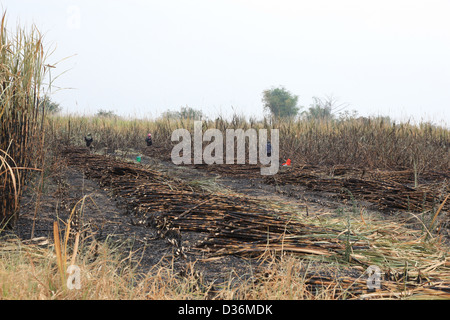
<box><xmin>0</xmin><ymin>12</ymin><xmax>51</xmax><ymax>228</ymax></box>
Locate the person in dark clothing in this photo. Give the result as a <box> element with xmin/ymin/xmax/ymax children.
<box><xmin>266</xmin><ymin>141</ymin><xmax>272</xmax><ymax>157</ymax></box>
<box><xmin>145</xmin><ymin>133</ymin><xmax>153</xmax><ymax>146</ymax></box>
<box><xmin>85</xmin><ymin>133</ymin><xmax>93</xmax><ymax>147</ymax></box>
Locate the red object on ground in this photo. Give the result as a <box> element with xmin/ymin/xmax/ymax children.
<box><xmin>283</xmin><ymin>159</ymin><xmax>291</xmax><ymax>166</ymax></box>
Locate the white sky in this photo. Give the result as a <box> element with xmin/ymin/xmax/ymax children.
<box><xmin>2</xmin><ymin>0</ymin><xmax>450</xmax><ymax>125</ymax></box>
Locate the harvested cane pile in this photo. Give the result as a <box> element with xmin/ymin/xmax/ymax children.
<box><xmin>150</xmin><ymin>144</ymin><xmax>449</xmax><ymax>214</ymax></box>
<box><xmin>61</xmin><ymin>148</ymin><xmax>450</xmax><ymax>299</ymax></box>
<box><xmin>264</xmin><ymin>165</ymin><xmax>450</xmax><ymax>213</ymax></box>
<box><xmin>61</xmin><ymin>147</ymin><xmax>344</xmax><ymax>257</ymax></box>
<box><xmin>142</xmin><ymin>145</ymin><xmax>264</xmax><ymax>178</ymax></box>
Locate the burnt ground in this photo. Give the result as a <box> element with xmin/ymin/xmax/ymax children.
<box><xmin>7</xmin><ymin>146</ymin><xmax>450</xmax><ymax>298</ymax></box>
<box><xmin>10</xmin><ymin>148</ymin><xmax>368</xmax><ymax>287</ymax></box>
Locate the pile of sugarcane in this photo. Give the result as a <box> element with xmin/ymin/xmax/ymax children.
<box><xmin>62</xmin><ymin>147</ymin><xmax>345</xmax><ymax>257</ymax></box>
<box><xmin>264</xmin><ymin>165</ymin><xmax>450</xmax><ymax>213</ymax></box>
<box><xmin>158</xmin><ymin>153</ymin><xmax>450</xmax><ymax>213</ymax></box>
<box><xmin>299</xmin><ymin>273</ymin><xmax>450</xmax><ymax>299</ymax></box>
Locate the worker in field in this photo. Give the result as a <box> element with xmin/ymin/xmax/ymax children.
<box><xmin>145</xmin><ymin>133</ymin><xmax>153</xmax><ymax>146</ymax></box>
<box><xmin>85</xmin><ymin>133</ymin><xmax>93</xmax><ymax>148</ymax></box>
<box><xmin>266</xmin><ymin>141</ymin><xmax>272</xmax><ymax>157</ymax></box>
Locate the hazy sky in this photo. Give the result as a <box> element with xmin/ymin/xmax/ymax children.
<box><xmin>2</xmin><ymin>0</ymin><xmax>450</xmax><ymax>124</ymax></box>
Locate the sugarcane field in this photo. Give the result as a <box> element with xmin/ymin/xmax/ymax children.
<box><xmin>1</xmin><ymin>2</ymin><xmax>450</xmax><ymax>304</ymax></box>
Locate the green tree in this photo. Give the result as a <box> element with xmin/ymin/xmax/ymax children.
<box><xmin>262</xmin><ymin>86</ymin><xmax>299</xmax><ymax>118</ymax></box>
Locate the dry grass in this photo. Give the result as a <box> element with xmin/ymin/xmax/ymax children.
<box><xmin>0</xmin><ymin>236</ymin><xmax>350</xmax><ymax>300</ymax></box>
<box><xmin>0</xmin><ymin>149</ymin><xmax>20</xmax><ymax>223</ymax></box>
<box><xmin>0</xmin><ymin>236</ymin><xmax>144</xmax><ymax>299</ymax></box>
<box><xmin>45</xmin><ymin>113</ymin><xmax>449</xmax><ymax>174</ymax></box>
